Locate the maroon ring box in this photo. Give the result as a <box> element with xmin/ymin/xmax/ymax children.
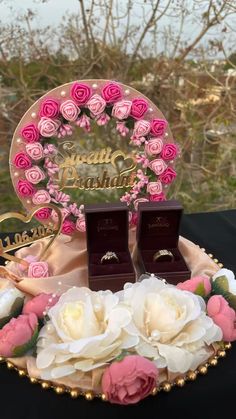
<box><xmin>85</xmin><ymin>202</ymin><xmax>135</xmax><ymax>292</ymax></box>
<box><xmin>136</xmin><ymin>200</ymin><xmax>191</xmax><ymax>284</ymax></box>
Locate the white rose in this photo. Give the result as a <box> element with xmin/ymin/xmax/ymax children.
<box><xmin>0</xmin><ymin>284</ymin><xmax>24</xmax><ymax>327</ymax></box>
<box><xmin>212</xmin><ymin>268</ymin><xmax>236</xmax><ymax>294</ymax></box>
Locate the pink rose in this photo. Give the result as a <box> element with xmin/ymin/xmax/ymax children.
<box><xmin>134</xmin><ymin>198</ymin><xmax>149</xmax><ymax>211</ymax></box>
<box><xmin>112</xmin><ymin>100</ymin><xmax>132</xmax><ymax>120</ymax></box>
<box><xmin>62</xmin><ymin>219</ymin><xmax>76</xmax><ymax>235</ymax></box>
<box><xmin>34</xmin><ymin>208</ymin><xmax>51</xmax><ymax>220</ymax></box>
<box><xmin>21</xmin><ymin>123</ymin><xmax>40</xmax><ymax>143</ymax></box>
<box><xmin>101</xmin><ymin>82</ymin><xmax>122</xmax><ymax>103</ymax></box>
<box><xmin>13</xmin><ymin>152</ymin><xmax>32</xmax><ymax>169</ymax></box>
<box><xmin>38</xmin><ymin>117</ymin><xmax>60</xmax><ymax>137</ymax></box>
<box><xmin>28</xmin><ymin>261</ymin><xmax>49</xmax><ymax>278</ymax></box>
<box><xmin>39</xmin><ymin>98</ymin><xmax>60</xmax><ymax>118</ymax></box>
<box><xmin>149</xmin><ymin>158</ymin><xmax>167</xmax><ymax>175</ymax></box>
<box><xmin>87</xmin><ymin>94</ymin><xmax>106</xmax><ymax>116</ymax></box>
<box><xmin>60</xmin><ymin>100</ymin><xmax>80</xmax><ymax>121</ymax></box>
<box><xmin>70</xmin><ymin>82</ymin><xmax>92</xmax><ymax>105</ymax></box>
<box><xmin>23</xmin><ymin>293</ymin><xmax>59</xmax><ymax>318</ymax></box>
<box><xmin>145</xmin><ymin>138</ymin><xmax>163</xmax><ymax>155</ymax></box>
<box><xmin>76</xmin><ymin>217</ymin><xmax>86</xmax><ymax>232</ymax></box>
<box><xmin>32</xmin><ymin>190</ymin><xmax>51</xmax><ymax>205</ymax></box>
<box><xmin>0</xmin><ymin>313</ymin><xmax>38</xmax><ymax>357</ymax></box>
<box><xmin>130</xmin><ymin>98</ymin><xmax>148</xmax><ymax>120</ymax></box>
<box><xmin>159</xmin><ymin>167</ymin><xmax>177</xmax><ymax>184</ymax></box>
<box><xmin>25</xmin><ymin>166</ymin><xmax>45</xmax><ymax>184</ymax></box>
<box><xmin>150</xmin><ymin>119</ymin><xmax>167</xmax><ymax>137</ymax></box>
<box><xmin>17</xmin><ymin>179</ymin><xmax>35</xmax><ymax>197</ymax></box>
<box><xmin>149</xmin><ymin>192</ymin><xmax>166</xmax><ymax>202</ymax></box>
<box><xmin>26</xmin><ymin>142</ymin><xmax>44</xmax><ymax>160</ymax></box>
<box><xmin>177</xmin><ymin>275</ymin><xmax>212</xmax><ymax>296</ymax></box>
<box><xmin>207</xmin><ymin>295</ymin><xmax>236</xmax><ymax>342</ymax></box>
<box><xmin>133</xmin><ymin>120</ymin><xmax>151</xmax><ymax>138</ymax></box>
<box><xmin>161</xmin><ymin>143</ymin><xmax>178</xmax><ymax>160</ymax></box>
<box><xmin>147</xmin><ymin>181</ymin><xmax>162</xmax><ymax>195</ymax></box>
<box><xmin>102</xmin><ymin>355</ymin><xmax>158</xmax><ymax>405</ymax></box>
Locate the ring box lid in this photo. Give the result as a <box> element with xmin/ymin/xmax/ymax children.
<box><xmin>85</xmin><ymin>202</ymin><xmax>129</xmax><ymax>253</ymax></box>
<box><xmin>137</xmin><ymin>200</ymin><xmax>183</xmax><ymax>250</ymax></box>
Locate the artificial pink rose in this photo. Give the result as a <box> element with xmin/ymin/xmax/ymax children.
<box><xmin>26</xmin><ymin>142</ymin><xmax>44</xmax><ymax>161</ymax></box>
<box><xmin>13</xmin><ymin>152</ymin><xmax>32</xmax><ymax>169</ymax></box>
<box><xmin>38</xmin><ymin>117</ymin><xmax>60</xmax><ymax>137</ymax></box>
<box><xmin>149</xmin><ymin>158</ymin><xmax>167</xmax><ymax>175</ymax></box>
<box><xmin>134</xmin><ymin>198</ymin><xmax>149</xmax><ymax>211</ymax></box>
<box><xmin>17</xmin><ymin>179</ymin><xmax>35</xmax><ymax>197</ymax></box>
<box><xmin>133</xmin><ymin>120</ymin><xmax>151</xmax><ymax>138</ymax></box>
<box><xmin>150</xmin><ymin>119</ymin><xmax>167</xmax><ymax>137</ymax></box>
<box><xmin>87</xmin><ymin>94</ymin><xmax>106</xmax><ymax>116</ymax></box>
<box><xmin>159</xmin><ymin>167</ymin><xmax>177</xmax><ymax>184</ymax></box>
<box><xmin>101</xmin><ymin>82</ymin><xmax>122</xmax><ymax>103</ymax></box>
<box><xmin>25</xmin><ymin>166</ymin><xmax>45</xmax><ymax>185</ymax></box>
<box><xmin>32</xmin><ymin>189</ymin><xmax>51</xmax><ymax>205</ymax></box>
<box><xmin>102</xmin><ymin>355</ymin><xmax>158</xmax><ymax>405</ymax></box>
<box><xmin>0</xmin><ymin>313</ymin><xmax>38</xmax><ymax>357</ymax></box>
<box><xmin>130</xmin><ymin>98</ymin><xmax>148</xmax><ymax>120</ymax></box>
<box><xmin>177</xmin><ymin>275</ymin><xmax>212</xmax><ymax>296</ymax></box>
<box><xmin>23</xmin><ymin>293</ymin><xmax>59</xmax><ymax>318</ymax></box>
<box><xmin>207</xmin><ymin>295</ymin><xmax>236</xmax><ymax>342</ymax></box>
<box><xmin>76</xmin><ymin>217</ymin><xmax>86</xmax><ymax>232</ymax></box>
<box><xmin>147</xmin><ymin>181</ymin><xmax>162</xmax><ymax>195</ymax></box>
<box><xmin>112</xmin><ymin>100</ymin><xmax>132</xmax><ymax>120</ymax></box>
<box><xmin>70</xmin><ymin>82</ymin><xmax>92</xmax><ymax>105</ymax></box>
<box><xmin>149</xmin><ymin>192</ymin><xmax>166</xmax><ymax>202</ymax></box>
<box><xmin>161</xmin><ymin>143</ymin><xmax>178</xmax><ymax>160</ymax></box>
<box><xmin>62</xmin><ymin>219</ymin><xmax>76</xmax><ymax>235</ymax></box>
<box><xmin>60</xmin><ymin>99</ymin><xmax>80</xmax><ymax>121</ymax></box>
<box><xmin>34</xmin><ymin>208</ymin><xmax>51</xmax><ymax>220</ymax></box>
<box><xmin>145</xmin><ymin>138</ymin><xmax>163</xmax><ymax>155</ymax></box>
<box><xmin>39</xmin><ymin>98</ymin><xmax>60</xmax><ymax>118</ymax></box>
<box><xmin>21</xmin><ymin>123</ymin><xmax>40</xmax><ymax>143</ymax></box>
<box><xmin>28</xmin><ymin>261</ymin><xmax>49</xmax><ymax>278</ymax></box>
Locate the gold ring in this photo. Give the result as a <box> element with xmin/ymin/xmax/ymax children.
<box><xmin>153</xmin><ymin>249</ymin><xmax>174</xmax><ymax>262</ymax></box>
<box><xmin>101</xmin><ymin>251</ymin><xmax>119</xmax><ymax>264</ymax></box>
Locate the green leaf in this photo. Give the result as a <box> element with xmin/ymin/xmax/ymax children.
<box><xmin>0</xmin><ymin>297</ymin><xmax>24</xmax><ymax>330</ymax></box>
<box><xmin>212</xmin><ymin>275</ymin><xmax>236</xmax><ymax>311</ymax></box>
<box><xmin>13</xmin><ymin>326</ymin><xmax>39</xmax><ymax>357</ymax></box>
<box><xmin>194</xmin><ymin>282</ymin><xmax>206</xmax><ymax>297</ymax></box>
<box><xmin>115</xmin><ymin>350</ymin><xmax>130</xmax><ymax>362</ymax></box>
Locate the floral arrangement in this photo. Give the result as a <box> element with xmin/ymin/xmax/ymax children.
<box><xmin>0</xmin><ymin>267</ymin><xmax>235</xmax><ymax>405</ymax></box>
<box><xmin>10</xmin><ymin>80</ymin><xmax>179</xmax><ymax>234</ymax></box>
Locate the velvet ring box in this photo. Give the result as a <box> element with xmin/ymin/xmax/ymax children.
<box><xmin>136</xmin><ymin>200</ymin><xmax>191</xmax><ymax>285</ymax></box>
<box><xmin>85</xmin><ymin>202</ymin><xmax>136</xmax><ymax>292</ymax></box>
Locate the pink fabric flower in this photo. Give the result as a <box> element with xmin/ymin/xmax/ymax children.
<box><xmin>150</xmin><ymin>119</ymin><xmax>167</xmax><ymax>137</ymax></box>
<box><xmin>70</xmin><ymin>82</ymin><xmax>92</xmax><ymax>105</ymax></box>
<box><xmin>159</xmin><ymin>167</ymin><xmax>177</xmax><ymax>184</ymax></box>
<box><xmin>38</xmin><ymin>117</ymin><xmax>60</xmax><ymax>137</ymax></box>
<box><xmin>133</xmin><ymin>120</ymin><xmax>151</xmax><ymax>138</ymax></box>
<box><xmin>147</xmin><ymin>181</ymin><xmax>162</xmax><ymax>195</ymax></box>
<box><xmin>130</xmin><ymin>98</ymin><xmax>148</xmax><ymax>120</ymax></box>
<box><xmin>102</xmin><ymin>355</ymin><xmax>158</xmax><ymax>405</ymax></box>
<box><xmin>149</xmin><ymin>158</ymin><xmax>167</xmax><ymax>175</ymax></box>
<box><xmin>87</xmin><ymin>94</ymin><xmax>106</xmax><ymax>116</ymax></box>
<box><xmin>207</xmin><ymin>295</ymin><xmax>236</xmax><ymax>342</ymax></box>
<box><xmin>43</xmin><ymin>143</ymin><xmax>57</xmax><ymax>157</ymax></box>
<box><xmin>62</xmin><ymin>220</ymin><xmax>76</xmax><ymax>235</ymax></box>
<box><xmin>25</xmin><ymin>166</ymin><xmax>45</xmax><ymax>185</ymax></box>
<box><xmin>21</xmin><ymin>123</ymin><xmax>40</xmax><ymax>143</ymax></box>
<box><xmin>134</xmin><ymin>198</ymin><xmax>149</xmax><ymax>210</ymax></box>
<box><xmin>112</xmin><ymin>100</ymin><xmax>132</xmax><ymax>120</ymax></box>
<box><xmin>28</xmin><ymin>261</ymin><xmax>49</xmax><ymax>278</ymax></box>
<box><xmin>96</xmin><ymin>113</ymin><xmax>110</xmax><ymax>126</ymax></box>
<box><xmin>34</xmin><ymin>208</ymin><xmax>51</xmax><ymax>220</ymax></box>
<box><xmin>39</xmin><ymin>98</ymin><xmax>60</xmax><ymax>118</ymax></box>
<box><xmin>161</xmin><ymin>143</ymin><xmax>178</xmax><ymax>160</ymax></box>
<box><xmin>101</xmin><ymin>82</ymin><xmax>122</xmax><ymax>103</ymax></box>
<box><xmin>145</xmin><ymin>138</ymin><xmax>163</xmax><ymax>155</ymax></box>
<box><xmin>32</xmin><ymin>190</ymin><xmax>51</xmax><ymax>205</ymax></box>
<box><xmin>177</xmin><ymin>275</ymin><xmax>212</xmax><ymax>296</ymax></box>
<box><xmin>76</xmin><ymin>217</ymin><xmax>86</xmax><ymax>232</ymax></box>
<box><xmin>53</xmin><ymin>191</ymin><xmax>70</xmax><ymax>204</ymax></box>
<box><xmin>26</xmin><ymin>142</ymin><xmax>44</xmax><ymax>161</ymax></box>
<box><xmin>58</xmin><ymin>123</ymin><xmax>73</xmax><ymax>138</ymax></box>
<box><xmin>76</xmin><ymin>114</ymin><xmax>91</xmax><ymax>132</ymax></box>
<box><xmin>116</xmin><ymin>122</ymin><xmax>129</xmax><ymax>137</ymax></box>
<box><xmin>0</xmin><ymin>313</ymin><xmax>38</xmax><ymax>357</ymax></box>
<box><xmin>149</xmin><ymin>192</ymin><xmax>166</xmax><ymax>202</ymax></box>
<box><xmin>60</xmin><ymin>99</ymin><xmax>80</xmax><ymax>121</ymax></box>
<box><xmin>44</xmin><ymin>158</ymin><xmax>59</xmax><ymax>176</ymax></box>
<box><xmin>17</xmin><ymin>179</ymin><xmax>35</xmax><ymax>197</ymax></box>
<box><xmin>13</xmin><ymin>152</ymin><xmax>32</xmax><ymax>169</ymax></box>
<box><xmin>23</xmin><ymin>293</ymin><xmax>59</xmax><ymax>318</ymax></box>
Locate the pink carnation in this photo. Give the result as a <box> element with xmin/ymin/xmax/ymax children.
<box><xmin>26</xmin><ymin>142</ymin><xmax>44</xmax><ymax>160</ymax></box>
<box><xmin>133</xmin><ymin>120</ymin><xmax>151</xmax><ymax>138</ymax></box>
<box><xmin>39</xmin><ymin>98</ymin><xmax>60</xmax><ymax>118</ymax></box>
<box><xmin>17</xmin><ymin>179</ymin><xmax>35</xmax><ymax>197</ymax></box>
<box><xmin>32</xmin><ymin>190</ymin><xmax>51</xmax><ymax>205</ymax></box>
<box><xmin>101</xmin><ymin>82</ymin><xmax>122</xmax><ymax>103</ymax></box>
<box><xmin>28</xmin><ymin>261</ymin><xmax>49</xmax><ymax>278</ymax></box>
<box><xmin>149</xmin><ymin>158</ymin><xmax>167</xmax><ymax>175</ymax></box>
<box><xmin>177</xmin><ymin>275</ymin><xmax>211</xmax><ymax>296</ymax></box>
<box><xmin>150</xmin><ymin>119</ymin><xmax>167</xmax><ymax>137</ymax></box>
<box><xmin>147</xmin><ymin>181</ymin><xmax>162</xmax><ymax>195</ymax></box>
<box><xmin>207</xmin><ymin>295</ymin><xmax>236</xmax><ymax>342</ymax></box>
<box><xmin>23</xmin><ymin>293</ymin><xmax>59</xmax><ymax>319</ymax></box>
<box><xmin>21</xmin><ymin>123</ymin><xmax>40</xmax><ymax>143</ymax></box>
<box><xmin>159</xmin><ymin>167</ymin><xmax>177</xmax><ymax>184</ymax></box>
<box><xmin>62</xmin><ymin>220</ymin><xmax>76</xmax><ymax>235</ymax></box>
<box><xmin>34</xmin><ymin>208</ymin><xmax>51</xmax><ymax>220</ymax></box>
<box><xmin>87</xmin><ymin>94</ymin><xmax>106</xmax><ymax>116</ymax></box>
<box><xmin>149</xmin><ymin>192</ymin><xmax>166</xmax><ymax>202</ymax></box>
<box><xmin>25</xmin><ymin>166</ymin><xmax>45</xmax><ymax>184</ymax></box>
<box><xmin>145</xmin><ymin>138</ymin><xmax>163</xmax><ymax>155</ymax></box>
<box><xmin>161</xmin><ymin>143</ymin><xmax>178</xmax><ymax>160</ymax></box>
<box><xmin>13</xmin><ymin>152</ymin><xmax>32</xmax><ymax>169</ymax></box>
<box><xmin>60</xmin><ymin>99</ymin><xmax>80</xmax><ymax>121</ymax></box>
<box><xmin>112</xmin><ymin>100</ymin><xmax>132</xmax><ymax>120</ymax></box>
<box><xmin>70</xmin><ymin>82</ymin><xmax>92</xmax><ymax>105</ymax></box>
<box><xmin>38</xmin><ymin>117</ymin><xmax>60</xmax><ymax>137</ymax></box>
<box><xmin>130</xmin><ymin>98</ymin><xmax>148</xmax><ymax>120</ymax></box>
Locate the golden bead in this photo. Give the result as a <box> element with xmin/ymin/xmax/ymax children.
<box><xmin>7</xmin><ymin>362</ymin><xmax>14</xmax><ymax>369</ymax></box>
<box><xmin>198</xmin><ymin>365</ymin><xmax>208</xmax><ymax>375</ymax></box>
<box><xmin>218</xmin><ymin>350</ymin><xmax>226</xmax><ymax>358</ymax></box>
<box><xmin>0</xmin><ymin>356</ymin><xmax>4</xmax><ymax>362</ymax></box>
<box><xmin>187</xmin><ymin>371</ymin><xmax>197</xmax><ymax>381</ymax></box>
<box><xmin>208</xmin><ymin>253</ymin><xmax>213</xmax><ymax>258</ymax></box>
<box><xmin>30</xmin><ymin>377</ymin><xmax>38</xmax><ymax>384</ymax></box>
<box><xmin>18</xmin><ymin>369</ymin><xmax>26</xmax><ymax>377</ymax></box>
<box><xmin>70</xmin><ymin>389</ymin><xmax>79</xmax><ymax>399</ymax></box>
<box><xmin>175</xmin><ymin>377</ymin><xmax>185</xmax><ymax>387</ymax></box>
<box><xmin>41</xmin><ymin>381</ymin><xmax>50</xmax><ymax>390</ymax></box>
<box><xmin>209</xmin><ymin>357</ymin><xmax>218</xmax><ymax>367</ymax></box>
<box><xmin>224</xmin><ymin>342</ymin><xmax>232</xmax><ymax>350</ymax></box>
<box><xmin>101</xmin><ymin>393</ymin><xmax>108</xmax><ymax>401</ymax></box>
<box><xmin>85</xmin><ymin>392</ymin><xmax>94</xmax><ymax>401</ymax></box>
<box><xmin>213</xmin><ymin>258</ymin><xmax>218</xmax><ymax>263</ymax></box>
<box><xmin>54</xmin><ymin>386</ymin><xmax>65</xmax><ymax>395</ymax></box>
<box><xmin>218</xmin><ymin>263</ymin><xmax>223</xmax><ymax>268</ymax></box>
<box><xmin>162</xmin><ymin>382</ymin><xmax>172</xmax><ymax>392</ymax></box>
<box><xmin>151</xmin><ymin>387</ymin><xmax>158</xmax><ymax>396</ymax></box>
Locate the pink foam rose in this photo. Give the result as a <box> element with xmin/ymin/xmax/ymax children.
<box><xmin>70</xmin><ymin>82</ymin><xmax>92</xmax><ymax>105</ymax></box>
<box><xmin>34</xmin><ymin>208</ymin><xmax>51</xmax><ymax>220</ymax></box>
<box><xmin>102</xmin><ymin>355</ymin><xmax>158</xmax><ymax>405</ymax></box>
<box><xmin>21</xmin><ymin>123</ymin><xmax>40</xmax><ymax>143</ymax></box>
<box><xmin>149</xmin><ymin>192</ymin><xmax>166</xmax><ymax>202</ymax></box>
<box><xmin>23</xmin><ymin>293</ymin><xmax>59</xmax><ymax>318</ymax></box>
<box><xmin>32</xmin><ymin>190</ymin><xmax>51</xmax><ymax>205</ymax></box>
<box><xmin>17</xmin><ymin>179</ymin><xmax>35</xmax><ymax>197</ymax></box>
<box><xmin>76</xmin><ymin>216</ymin><xmax>86</xmax><ymax>232</ymax></box>
<box><xmin>39</xmin><ymin>98</ymin><xmax>60</xmax><ymax>118</ymax></box>
<box><xmin>150</xmin><ymin>119</ymin><xmax>167</xmax><ymax>137</ymax></box>
<box><xmin>13</xmin><ymin>152</ymin><xmax>32</xmax><ymax>169</ymax></box>
<box><xmin>96</xmin><ymin>113</ymin><xmax>110</xmax><ymax>126</ymax></box>
<box><xmin>101</xmin><ymin>82</ymin><xmax>122</xmax><ymax>103</ymax></box>
<box><xmin>177</xmin><ymin>275</ymin><xmax>211</xmax><ymax>296</ymax></box>
<box><xmin>207</xmin><ymin>295</ymin><xmax>236</xmax><ymax>342</ymax></box>
<box><xmin>60</xmin><ymin>99</ymin><xmax>80</xmax><ymax>121</ymax></box>
<box><xmin>130</xmin><ymin>98</ymin><xmax>148</xmax><ymax>120</ymax></box>
<box><xmin>38</xmin><ymin>117</ymin><xmax>60</xmax><ymax>137</ymax></box>
<box><xmin>161</xmin><ymin>143</ymin><xmax>178</xmax><ymax>160</ymax></box>
<box><xmin>0</xmin><ymin>313</ymin><xmax>38</xmax><ymax>357</ymax></box>
<box><xmin>147</xmin><ymin>181</ymin><xmax>162</xmax><ymax>195</ymax></box>
<box><xmin>134</xmin><ymin>198</ymin><xmax>149</xmax><ymax>211</ymax></box>
<box><xmin>87</xmin><ymin>94</ymin><xmax>106</xmax><ymax>116</ymax></box>
<box><xmin>133</xmin><ymin>120</ymin><xmax>151</xmax><ymax>138</ymax></box>
<box><xmin>26</xmin><ymin>142</ymin><xmax>44</xmax><ymax>161</ymax></box>
<box><xmin>62</xmin><ymin>219</ymin><xmax>76</xmax><ymax>235</ymax></box>
<box><xmin>112</xmin><ymin>100</ymin><xmax>132</xmax><ymax>120</ymax></box>
<box><xmin>145</xmin><ymin>138</ymin><xmax>163</xmax><ymax>155</ymax></box>
<box><xmin>149</xmin><ymin>158</ymin><xmax>167</xmax><ymax>175</ymax></box>
<box><xmin>159</xmin><ymin>167</ymin><xmax>177</xmax><ymax>184</ymax></box>
<box><xmin>25</xmin><ymin>166</ymin><xmax>45</xmax><ymax>185</ymax></box>
<box><xmin>28</xmin><ymin>261</ymin><xmax>49</xmax><ymax>278</ymax></box>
